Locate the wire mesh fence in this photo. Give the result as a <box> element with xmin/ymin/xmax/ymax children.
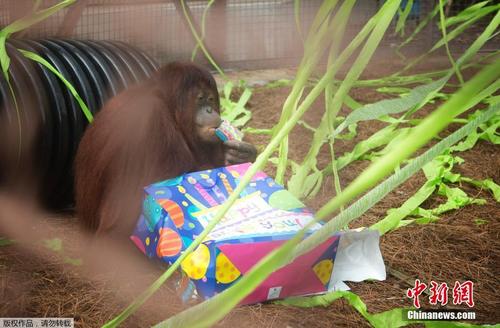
<box><xmin>0</xmin><ymin>0</ymin><xmax>322</xmax><ymax>68</ymax></box>
<box><xmin>0</xmin><ymin>1</ymin><xmax>495</xmax><ymax>69</ymax></box>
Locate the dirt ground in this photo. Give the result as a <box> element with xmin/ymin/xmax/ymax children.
<box><xmin>0</xmin><ymin>56</ymin><xmax>499</xmax><ymax>327</ymax></box>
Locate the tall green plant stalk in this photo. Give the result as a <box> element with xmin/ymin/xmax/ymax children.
<box><xmin>395</xmin><ymin>1</ymin><xmax>440</xmax><ymax>57</ymax></box>
<box><xmin>190</xmin><ymin>0</ymin><xmax>215</xmax><ymax>61</ymax></box>
<box><xmin>294</xmin><ymin>0</ymin><xmax>304</xmax><ymax>43</ymax></box>
<box><xmin>282</xmin><ymin>6</ymin><xmax>386</xmax><ymax>191</ymax></box>
<box><xmin>273</xmin><ymin>0</ymin><xmax>340</xmax><ymax>184</ymax></box>
<box><xmin>325</xmin><ymin>0</ymin><xmax>356</xmax><ymax>206</ymax></box>
<box><xmin>179</xmin><ymin>0</ymin><xmax>226</xmax><ymax>78</ymax></box>
<box><xmin>395</xmin><ymin>2</ymin><xmax>499</xmax><ymax>76</ymax></box>
<box><xmin>394</xmin><ymin>0</ymin><xmax>414</xmax><ymax>37</ymax></box>
<box><xmin>438</xmin><ymin>0</ymin><xmax>464</xmax><ymax>84</ymax></box>
<box><xmin>287</xmin><ymin>0</ymin><xmax>401</xmax><ymax>198</ymax></box>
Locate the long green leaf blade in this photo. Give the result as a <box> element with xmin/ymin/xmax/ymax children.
<box><xmin>332</xmin><ymin>76</ymin><xmax>449</xmax><ymax>138</ymax></box>
<box><xmin>394</xmin><ymin>0</ymin><xmax>413</xmax><ymax>37</ymax></box>
<box><xmin>294</xmin><ymin>104</ymin><xmax>499</xmax><ymax>259</ymax></box>
<box><xmin>288</xmin><ymin>0</ymin><xmax>401</xmax><ymax>198</ymax></box>
<box><xmin>316</xmin><ymin>60</ymin><xmax>500</xmax><ymax>220</ymax></box>
<box><xmin>19</xmin><ymin>49</ymin><xmax>93</xmax><ymax>123</ymax></box>
<box><xmin>0</xmin><ymin>0</ymin><xmax>75</xmax><ymax>78</ymax></box>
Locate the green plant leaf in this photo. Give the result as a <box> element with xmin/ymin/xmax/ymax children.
<box><xmin>438</xmin><ymin>0</ymin><xmax>464</xmax><ymax>84</ymax></box>
<box><xmin>444</xmin><ymin>1</ymin><xmax>490</xmax><ymax>28</ymax></box>
<box><xmin>332</xmin><ymin>77</ymin><xmax>449</xmax><ymax>140</ymax></box>
<box><xmin>294</xmin><ymin>104</ymin><xmax>499</xmax><ymax>259</ymax></box>
<box><xmin>451</xmin><ymin>114</ymin><xmax>499</xmax><ymax>152</ymax></box>
<box><xmin>323</xmin><ymin>0</ymin><xmax>357</xmax><ymax>201</ymax></box>
<box><xmin>190</xmin><ymin>0</ymin><xmax>215</xmax><ymax>61</ymax></box>
<box><xmin>461</xmin><ymin>178</ymin><xmax>500</xmax><ymax>202</ymax></box>
<box><xmin>399</xmin><ymin>3</ymin><xmax>500</xmax><ymax>75</ymax></box>
<box><xmin>336</xmin><ymin>122</ymin><xmax>357</xmax><ymax>140</ymax></box>
<box><xmin>278</xmin><ymin>291</ymin><xmax>498</xmax><ymax>328</ymax></box>
<box><xmin>431</xmin><ymin>184</ymin><xmax>486</xmax><ymax>214</ymax></box>
<box><xmin>371</xmin><ymin>179</ymin><xmax>437</xmax><ymax>235</ymax></box>
<box><xmin>288</xmin><ymin>0</ymin><xmax>400</xmax><ymax>198</ymax></box>
<box><xmin>274</xmin><ymin>0</ymin><xmax>341</xmax><ymax>184</ymax></box>
<box><xmin>394</xmin><ymin>0</ymin><xmax>413</xmax><ymax>37</ymax></box>
<box><xmin>344</xmin><ymin>94</ymin><xmax>362</xmax><ymax>110</ymax></box>
<box><xmin>294</xmin><ymin>0</ymin><xmax>304</xmax><ymax>42</ymax></box>
<box><xmin>0</xmin><ymin>0</ymin><xmax>76</xmax><ymax>78</ymax></box>
<box><xmin>242</xmin><ymin>127</ymin><xmax>272</xmax><ymax>135</ymax></box>
<box><xmin>396</xmin><ymin>1</ymin><xmax>440</xmax><ymax>54</ymax></box>
<box><xmin>474</xmin><ymin>218</ymin><xmax>488</xmax><ymax>226</ymax></box>
<box><xmin>19</xmin><ymin>49</ymin><xmax>93</xmax><ymax>123</ymax></box>
<box><xmin>279</xmin><ymin>291</ymin><xmax>412</xmax><ymax>328</ymax></box>
<box><xmin>373</xmin><ymin>152</ymin><xmax>491</xmax><ymax>235</ymax></box>
<box><xmin>301</xmin><ymin>169</ymin><xmax>324</xmax><ymax>200</ymax></box>
<box><xmin>376</xmin><ymin>86</ymin><xmax>411</xmax><ymax>94</ymax></box>
<box><xmin>316</xmin><ymin>60</ymin><xmax>500</xmax><ymax>221</ymax></box>
<box><xmin>0</xmin><ymin>34</ymin><xmax>10</xmax><ymax>81</ymax></box>
<box><xmin>0</xmin><ymin>237</ymin><xmax>14</xmax><ymax>246</ymax></box>
<box><xmin>362</xmin><ymin>127</ymin><xmax>412</xmax><ymax>161</ymax></box>
<box><xmin>220</xmin><ymin>84</ymin><xmax>252</xmax><ymax>127</ymax></box>
<box><xmin>453</xmin><ymin>9</ymin><xmax>500</xmax><ymax>68</ymax></box>
<box><xmin>179</xmin><ymin>0</ymin><xmax>226</xmax><ymax>78</ymax></box>
<box><xmin>1</xmin><ymin>0</ymin><xmax>75</xmax><ymax>35</ymax></box>
<box><xmin>0</xmin><ymin>0</ymin><xmax>78</xmax><ymax>165</ymax></box>
<box><xmin>43</xmin><ymin>238</ymin><xmax>62</xmax><ymax>252</ymax></box>
<box><xmin>335</xmin><ymin>125</ymin><xmax>402</xmax><ymax>170</ymax></box>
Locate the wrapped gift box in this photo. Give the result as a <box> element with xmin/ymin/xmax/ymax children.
<box><xmin>131</xmin><ymin>163</ymin><xmax>341</xmax><ymax>304</ymax></box>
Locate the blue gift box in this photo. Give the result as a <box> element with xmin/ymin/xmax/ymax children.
<box><xmin>131</xmin><ymin>163</ymin><xmax>340</xmax><ymax>303</ymax></box>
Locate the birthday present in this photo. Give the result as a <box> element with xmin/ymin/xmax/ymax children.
<box><xmin>131</xmin><ymin>163</ymin><xmax>384</xmax><ymax>304</ymax></box>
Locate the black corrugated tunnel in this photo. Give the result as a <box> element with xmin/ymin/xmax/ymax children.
<box><xmin>0</xmin><ymin>39</ymin><xmax>159</xmax><ymax>209</ymax></box>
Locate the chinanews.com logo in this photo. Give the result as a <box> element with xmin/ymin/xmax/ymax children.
<box><xmin>404</xmin><ymin>279</ymin><xmax>476</xmax><ymax>321</ymax></box>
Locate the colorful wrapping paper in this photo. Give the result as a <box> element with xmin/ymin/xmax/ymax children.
<box><xmin>215</xmin><ymin>119</ymin><xmax>244</xmax><ymax>142</ymax></box>
<box><xmin>131</xmin><ymin>163</ymin><xmax>340</xmax><ymax>304</ymax></box>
